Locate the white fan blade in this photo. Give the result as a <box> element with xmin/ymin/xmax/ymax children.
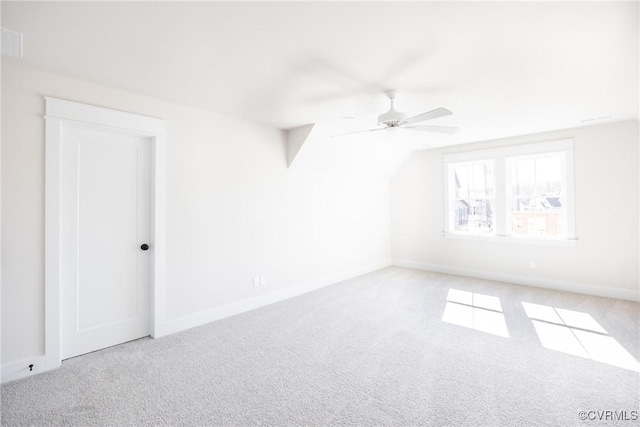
<box><xmin>403</xmin><ymin>107</ymin><xmax>452</xmax><ymax>125</ymax></box>
<box><xmin>332</xmin><ymin>128</ymin><xmax>386</xmax><ymax>137</ymax></box>
<box><xmin>403</xmin><ymin>125</ymin><xmax>459</xmax><ymax>134</ymax></box>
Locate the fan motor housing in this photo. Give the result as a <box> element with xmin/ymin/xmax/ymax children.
<box><xmin>377</xmin><ymin>110</ymin><xmax>407</xmax><ymax>127</ymax></box>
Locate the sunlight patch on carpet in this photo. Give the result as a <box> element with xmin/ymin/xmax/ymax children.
<box><xmin>523</xmin><ymin>302</ymin><xmax>640</xmax><ymax>372</ymax></box>
<box><xmin>442</xmin><ymin>289</ymin><xmax>509</xmax><ymax>338</ymax></box>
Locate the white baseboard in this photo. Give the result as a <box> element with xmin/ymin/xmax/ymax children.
<box><xmin>161</xmin><ymin>259</ymin><xmax>393</xmax><ymax>336</ymax></box>
<box><xmin>1</xmin><ymin>355</ymin><xmax>48</xmax><ymax>384</ymax></box>
<box><xmin>393</xmin><ymin>259</ymin><xmax>640</xmax><ymax>302</ymax></box>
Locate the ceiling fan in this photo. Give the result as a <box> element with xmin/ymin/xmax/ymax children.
<box><xmin>333</xmin><ymin>90</ymin><xmax>459</xmax><ymax>137</ymax></box>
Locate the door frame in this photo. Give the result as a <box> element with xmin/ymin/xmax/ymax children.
<box><xmin>44</xmin><ymin>97</ymin><xmax>167</xmax><ymax>370</ymax></box>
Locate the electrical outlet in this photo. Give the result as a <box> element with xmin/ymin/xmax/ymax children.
<box><xmin>259</xmin><ymin>276</ymin><xmax>266</xmax><ymax>286</ymax></box>
<box><xmin>529</xmin><ymin>261</ymin><xmax>536</xmax><ymax>269</ymax></box>
<box><xmin>253</xmin><ymin>277</ymin><xmax>260</xmax><ymax>288</ymax></box>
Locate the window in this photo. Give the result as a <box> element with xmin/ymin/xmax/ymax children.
<box><xmin>444</xmin><ymin>140</ymin><xmax>575</xmax><ymax>243</ymax></box>
<box><xmin>508</xmin><ymin>153</ymin><xmax>567</xmax><ymax>238</ymax></box>
<box><xmin>450</xmin><ymin>161</ymin><xmax>494</xmax><ymax>233</ymax></box>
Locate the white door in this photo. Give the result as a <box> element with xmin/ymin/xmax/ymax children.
<box><xmin>60</xmin><ymin>125</ymin><xmax>151</xmax><ymax>359</ymax></box>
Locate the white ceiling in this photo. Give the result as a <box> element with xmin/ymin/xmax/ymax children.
<box><xmin>3</xmin><ymin>1</ymin><xmax>638</xmax><ymax>144</ymax></box>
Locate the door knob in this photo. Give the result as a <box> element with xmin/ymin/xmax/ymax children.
<box><xmin>140</xmin><ymin>244</ymin><xmax>149</xmax><ymax>251</ymax></box>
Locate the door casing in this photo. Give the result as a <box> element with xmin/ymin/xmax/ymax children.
<box><xmin>44</xmin><ymin>97</ymin><xmax>167</xmax><ymax>371</ymax></box>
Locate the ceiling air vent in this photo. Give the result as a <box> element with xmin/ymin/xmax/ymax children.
<box><xmin>1</xmin><ymin>28</ymin><xmax>23</xmax><ymax>59</ymax></box>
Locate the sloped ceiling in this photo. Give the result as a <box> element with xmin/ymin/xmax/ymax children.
<box><xmin>2</xmin><ymin>1</ymin><xmax>638</xmax><ymax>148</ymax></box>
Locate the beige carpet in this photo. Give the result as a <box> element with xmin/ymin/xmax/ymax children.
<box><xmin>2</xmin><ymin>267</ymin><xmax>639</xmax><ymax>426</ymax></box>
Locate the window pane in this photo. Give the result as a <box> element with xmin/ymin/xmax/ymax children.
<box><xmin>450</xmin><ymin>161</ymin><xmax>495</xmax><ymax>234</ymax></box>
<box><xmin>509</xmin><ymin>153</ymin><xmax>565</xmax><ymax>237</ymax></box>
<box><xmin>454</xmin><ymin>166</ymin><xmax>468</xmax><ymax>199</ymax></box>
<box><xmin>454</xmin><ymin>163</ymin><xmax>494</xmax><ymax>200</ymax></box>
<box><xmin>471</xmin><ymin>164</ymin><xmax>485</xmax><ymax>197</ymax></box>
<box><xmin>470</xmin><ymin>163</ymin><xmax>494</xmax><ymax>197</ymax></box>
<box><xmin>452</xmin><ymin>199</ymin><xmax>469</xmax><ymax>231</ymax></box>
<box><xmin>510</xmin><ymin>197</ymin><xmax>564</xmax><ymax>237</ymax></box>
<box><xmin>485</xmin><ymin>165</ymin><xmax>494</xmax><ymax>197</ymax></box>
<box><xmin>454</xmin><ymin>199</ymin><xmax>494</xmax><ymax>233</ymax></box>
<box><xmin>535</xmin><ymin>156</ymin><xmax>562</xmax><ymax>195</ymax></box>
<box><xmin>514</xmin><ymin>159</ymin><xmax>535</xmax><ymax>196</ymax></box>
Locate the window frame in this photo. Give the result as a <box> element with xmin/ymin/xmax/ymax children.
<box><xmin>443</xmin><ymin>139</ymin><xmax>576</xmax><ymax>246</ymax></box>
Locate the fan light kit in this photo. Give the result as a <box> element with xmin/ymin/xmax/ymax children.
<box><xmin>334</xmin><ymin>90</ymin><xmax>459</xmax><ymax>137</ymax></box>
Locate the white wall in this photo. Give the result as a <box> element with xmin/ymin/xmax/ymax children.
<box><xmin>4</xmin><ymin>56</ymin><xmax>637</xmax><ymax>372</ymax></box>
<box><xmin>391</xmin><ymin>120</ymin><xmax>639</xmax><ymax>299</ymax></box>
<box><xmin>1</xmin><ymin>59</ymin><xmax>392</xmax><ymax>365</ymax></box>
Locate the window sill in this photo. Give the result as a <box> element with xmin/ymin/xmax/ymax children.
<box><xmin>443</xmin><ymin>232</ymin><xmax>577</xmax><ymax>247</ymax></box>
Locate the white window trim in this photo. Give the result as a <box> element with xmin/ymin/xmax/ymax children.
<box><xmin>443</xmin><ymin>139</ymin><xmax>576</xmax><ymax>245</ymax></box>
<box><xmin>443</xmin><ymin>139</ymin><xmax>574</xmax><ymax>163</ymax></box>
<box><xmin>443</xmin><ymin>232</ymin><xmax>577</xmax><ymax>247</ymax></box>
